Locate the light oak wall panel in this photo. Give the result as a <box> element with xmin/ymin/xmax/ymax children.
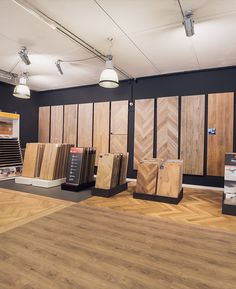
<box><xmin>180</xmin><ymin>95</ymin><xmax>205</xmax><ymax>175</ymax></box>
<box><xmin>93</xmin><ymin>102</ymin><xmax>110</xmax><ymax>165</ymax></box>
<box><xmin>207</xmin><ymin>92</ymin><xmax>234</xmax><ymax>176</ymax></box>
<box><xmin>134</xmin><ymin>99</ymin><xmax>154</xmax><ymax>169</ymax></box>
<box><xmin>157</xmin><ymin>96</ymin><xmax>178</xmax><ymax>160</ymax></box>
<box><xmin>63</xmin><ymin>104</ymin><xmax>77</xmax><ymax>145</ymax></box>
<box><xmin>38</xmin><ymin>106</ymin><xmax>50</xmax><ymax>142</ymax></box>
<box><xmin>78</xmin><ymin>103</ymin><xmax>93</xmax><ymax>147</ymax></box>
<box><xmin>50</xmin><ymin>105</ymin><xmax>63</xmax><ymax>143</ymax></box>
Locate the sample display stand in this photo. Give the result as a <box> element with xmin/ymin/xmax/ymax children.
<box><xmin>91</xmin><ymin>182</ymin><xmax>128</xmax><ymax>198</ymax></box>
<box><xmin>61</xmin><ymin>180</ymin><xmax>95</xmax><ymax>192</ymax></box>
<box><xmin>133</xmin><ymin>188</ymin><xmax>183</xmax><ymax>205</ymax></box>
<box><xmin>222</xmin><ymin>193</ymin><xmax>236</xmax><ymax>216</ymax></box>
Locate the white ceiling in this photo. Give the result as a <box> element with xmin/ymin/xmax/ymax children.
<box><xmin>0</xmin><ymin>0</ymin><xmax>236</xmax><ymax>91</ymax></box>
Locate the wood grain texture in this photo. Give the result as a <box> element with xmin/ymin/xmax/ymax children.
<box><xmin>22</xmin><ymin>143</ymin><xmax>40</xmax><ymax>178</ymax></box>
<box><xmin>0</xmin><ymin>204</ymin><xmax>236</xmax><ymax>289</ymax></box>
<box><xmin>38</xmin><ymin>106</ymin><xmax>50</xmax><ymax>142</ymax></box>
<box><xmin>63</xmin><ymin>104</ymin><xmax>77</xmax><ymax>145</ymax></box>
<box><xmin>78</xmin><ymin>103</ymin><xmax>93</xmax><ymax>147</ymax></box>
<box><xmin>50</xmin><ymin>105</ymin><xmax>63</xmax><ymax>143</ymax></box>
<box><xmin>157</xmin><ymin>96</ymin><xmax>178</xmax><ymax>160</ymax></box>
<box><xmin>207</xmin><ymin>92</ymin><xmax>234</xmax><ymax>176</ymax></box>
<box><xmin>93</xmin><ymin>102</ymin><xmax>110</xmax><ymax>165</ymax></box>
<box><xmin>180</xmin><ymin>95</ymin><xmax>205</xmax><ymax>175</ymax></box>
<box><xmin>110</xmin><ymin>135</ymin><xmax>127</xmax><ymax>154</ymax></box>
<box><xmin>134</xmin><ymin>99</ymin><xmax>154</xmax><ymax>169</ymax></box>
<box><xmin>0</xmin><ymin>121</ymin><xmax>13</xmax><ymax>135</ymax></box>
<box><xmin>95</xmin><ymin>154</ymin><xmax>116</xmax><ymax>189</ymax></box>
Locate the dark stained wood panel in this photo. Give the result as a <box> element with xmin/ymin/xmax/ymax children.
<box><xmin>50</xmin><ymin>105</ymin><xmax>63</xmax><ymax>143</ymax></box>
<box><xmin>78</xmin><ymin>103</ymin><xmax>93</xmax><ymax>147</ymax></box>
<box><xmin>63</xmin><ymin>104</ymin><xmax>77</xmax><ymax>145</ymax></box>
<box><xmin>38</xmin><ymin>106</ymin><xmax>50</xmax><ymax>142</ymax></box>
<box><xmin>180</xmin><ymin>95</ymin><xmax>205</xmax><ymax>175</ymax></box>
<box><xmin>207</xmin><ymin>92</ymin><xmax>234</xmax><ymax>176</ymax></box>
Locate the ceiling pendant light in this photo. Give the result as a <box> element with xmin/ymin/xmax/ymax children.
<box><xmin>183</xmin><ymin>9</ymin><xmax>194</xmax><ymax>37</ymax></box>
<box><xmin>99</xmin><ymin>55</ymin><xmax>119</xmax><ymax>88</ymax></box>
<box><xmin>13</xmin><ymin>73</ymin><xmax>30</xmax><ymax>99</ymax></box>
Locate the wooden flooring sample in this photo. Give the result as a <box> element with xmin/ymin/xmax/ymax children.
<box><xmin>134</xmin><ymin>99</ymin><xmax>154</xmax><ymax>169</ymax></box>
<box><xmin>93</xmin><ymin>102</ymin><xmax>110</xmax><ymax>165</ymax></box>
<box><xmin>207</xmin><ymin>92</ymin><xmax>234</xmax><ymax>176</ymax></box>
<box><xmin>95</xmin><ymin>153</ymin><xmax>115</xmax><ymax>189</ymax></box>
<box><xmin>22</xmin><ymin>143</ymin><xmax>39</xmax><ymax>178</ymax></box>
<box><xmin>157</xmin><ymin>96</ymin><xmax>178</xmax><ymax>160</ymax></box>
<box><xmin>110</xmin><ymin>135</ymin><xmax>127</xmax><ymax>154</ymax></box>
<box><xmin>78</xmin><ymin>103</ymin><xmax>93</xmax><ymax>147</ymax></box>
<box><xmin>38</xmin><ymin>106</ymin><xmax>50</xmax><ymax>142</ymax></box>
<box><xmin>180</xmin><ymin>95</ymin><xmax>205</xmax><ymax>175</ymax></box>
<box><xmin>50</xmin><ymin>105</ymin><xmax>63</xmax><ymax>143</ymax></box>
<box><xmin>63</xmin><ymin>104</ymin><xmax>77</xmax><ymax>145</ymax></box>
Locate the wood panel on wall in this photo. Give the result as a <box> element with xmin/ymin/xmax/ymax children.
<box><xmin>93</xmin><ymin>102</ymin><xmax>110</xmax><ymax>165</ymax></box>
<box><xmin>63</xmin><ymin>104</ymin><xmax>77</xmax><ymax>145</ymax></box>
<box><xmin>50</xmin><ymin>105</ymin><xmax>63</xmax><ymax>143</ymax></box>
<box><xmin>157</xmin><ymin>96</ymin><xmax>178</xmax><ymax>160</ymax></box>
<box><xmin>38</xmin><ymin>106</ymin><xmax>50</xmax><ymax>142</ymax></box>
<box><xmin>110</xmin><ymin>100</ymin><xmax>128</xmax><ymax>154</ymax></box>
<box><xmin>180</xmin><ymin>95</ymin><xmax>205</xmax><ymax>175</ymax></box>
<box><xmin>78</xmin><ymin>103</ymin><xmax>93</xmax><ymax>147</ymax></box>
<box><xmin>134</xmin><ymin>99</ymin><xmax>154</xmax><ymax>169</ymax></box>
<box><xmin>207</xmin><ymin>92</ymin><xmax>234</xmax><ymax>176</ymax></box>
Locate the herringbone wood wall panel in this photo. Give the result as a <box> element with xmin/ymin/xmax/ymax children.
<box><xmin>38</xmin><ymin>106</ymin><xmax>50</xmax><ymax>142</ymax></box>
<box><xmin>93</xmin><ymin>102</ymin><xmax>110</xmax><ymax>165</ymax></box>
<box><xmin>134</xmin><ymin>99</ymin><xmax>154</xmax><ymax>169</ymax></box>
<box><xmin>63</xmin><ymin>104</ymin><xmax>77</xmax><ymax>145</ymax></box>
<box><xmin>207</xmin><ymin>92</ymin><xmax>234</xmax><ymax>176</ymax></box>
<box><xmin>157</xmin><ymin>96</ymin><xmax>178</xmax><ymax>160</ymax></box>
<box><xmin>180</xmin><ymin>95</ymin><xmax>205</xmax><ymax>175</ymax></box>
<box><xmin>78</xmin><ymin>103</ymin><xmax>93</xmax><ymax>147</ymax></box>
<box><xmin>50</xmin><ymin>105</ymin><xmax>63</xmax><ymax>143</ymax></box>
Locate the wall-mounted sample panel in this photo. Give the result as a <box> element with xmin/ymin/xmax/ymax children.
<box><xmin>38</xmin><ymin>106</ymin><xmax>50</xmax><ymax>142</ymax></box>
<box><xmin>157</xmin><ymin>96</ymin><xmax>178</xmax><ymax>160</ymax></box>
<box><xmin>180</xmin><ymin>95</ymin><xmax>205</xmax><ymax>175</ymax></box>
<box><xmin>93</xmin><ymin>102</ymin><xmax>110</xmax><ymax>165</ymax></box>
<box><xmin>207</xmin><ymin>92</ymin><xmax>234</xmax><ymax>176</ymax></box>
<box><xmin>110</xmin><ymin>100</ymin><xmax>128</xmax><ymax>154</ymax></box>
<box><xmin>78</xmin><ymin>103</ymin><xmax>93</xmax><ymax>147</ymax></box>
<box><xmin>50</xmin><ymin>105</ymin><xmax>63</xmax><ymax>143</ymax></box>
<box><xmin>134</xmin><ymin>99</ymin><xmax>154</xmax><ymax>169</ymax></box>
<box><xmin>63</xmin><ymin>104</ymin><xmax>77</xmax><ymax>145</ymax></box>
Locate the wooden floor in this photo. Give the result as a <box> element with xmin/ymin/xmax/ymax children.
<box><xmin>0</xmin><ymin>204</ymin><xmax>235</xmax><ymax>289</ymax></box>
<box><xmin>0</xmin><ymin>188</ymin><xmax>73</xmax><ymax>233</ymax></box>
<box><xmin>81</xmin><ymin>185</ymin><xmax>236</xmax><ymax>232</ymax></box>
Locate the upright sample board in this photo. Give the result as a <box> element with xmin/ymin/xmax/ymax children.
<box><xmin>78</xmin><ymin>103</ymin><xmax>93</xmax><ymax>147</ymax></box>
<box><xmin>157</xmin><ymin>96</ymin><xmax>178</xmax><ymax>160</ymax></box>
<box><xmin>134</xmin><ymin>99</ymin><xmax>154</xmax><ymax>169</ymax></box>
<box><xmin>50</xmin><ymin>105</ymin><xmax>63</xmax><ymax>143</ymax></box>
<box><xmin>110</xmin><ymin>100</ymin><xmax>128</xmax><ymax>154</ymax></box>
<box><xmin>63</xmin><ymin>104</ymin><xmax>77</xmax><ymax>145</ymax></box>
<box><xmin>93</xmin><ymin>102</ymin><xmax>110</xmax><ymax>165</ymax></box>
<box><xmin>180</xmin><ymin>95</ymin><xmax>205</xmax><ymax>175</ymax></box>
<box><xmin>207</xmin><ymin>92</ymin><xmax>234</xmax><ymax>176</ymax></box>
<box><xmin>38</xmin><ymin>106</ymin><xmax>50</xmax><ymax>142</ymax></box>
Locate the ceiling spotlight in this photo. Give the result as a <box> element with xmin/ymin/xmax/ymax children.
<box><xmin>55</xmin><ymin>60</ymin><xmax>63</xmax><ymax>75</ymax></box>
<box><xmin>18</xmin><ymin>46</ymin><xmax>31</xmax><ymax>65</ymax></box>
<box><xmin>99</xmin><ymin>55</ymin><xmax>119</xmax><ymax>88</ymax></box>
<box><xmin>183</xmin><ymin>9</ymin><xmax>194</xmax><ymax>37</ymax></box>
<box><xmin>13</xmin><ymin>73</ymin><xmax>30</xmax><ymax>99</ymax></box>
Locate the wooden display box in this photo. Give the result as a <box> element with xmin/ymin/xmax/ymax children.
<box><xmin>61</xmin><ymin>181</ymin><xmax>95</xmax><ymax>192</ymax></box>
<box><xmin>91</xmin><ymin>182</ymin><xmax>128</xmax><ymax>198</ymax></box>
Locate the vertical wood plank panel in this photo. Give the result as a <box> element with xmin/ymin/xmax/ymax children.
<box><xmin>78</xmin><ymin>103</ymin><xmax>93</xmax><ymax>147</ymax></box>
<box><xmin>157</xmin><ymin>96</ymin><xmax>178</xmax><ymax>160</ymax></box>
<box><xmin>207</xmin><ymin>92</ymin><xmax>234</xmax><ymax>176</ymax></box>
<box><xmin>63</xmin><ymin>104</ymin><xmax>77</xmax><ymax>145</ymax></box>
<box><xmin>38</xmin><ymin>106</ymin><xmax>50</xmax><ymax>143</ymax></box>
<box><xmin>134</xmin><ymin>99</ymin><xmax>154</xmax><ymax>169</ymax></box>
<box><xmin>93</xmin><ymin>102</ymin><xmax>110</xmax><ymax>165</ymax></box>
<box><xmin>50</xmin><ymin>105</ymin><xmax>63</xmax><ymax>143</ymax></box>
<box><xmin>180</xmin><ymin>95</ymin><xmax>205</xmax><ymax>175</ymax></box>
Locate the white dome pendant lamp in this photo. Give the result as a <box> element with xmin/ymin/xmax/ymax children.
<box><xmin>13</xmin><ymin>73</ymin><xmax>30</xmax><ymax>99</ymax></box>
<box><xmin>99</xmin><ymin>54</ymin><xmax>119</xmax><ymax>88</ymax></box>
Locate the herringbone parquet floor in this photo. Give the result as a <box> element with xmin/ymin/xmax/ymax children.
<box><xmin>81</xmin><ymin>183</ymin><xmax>236</xmax><ymax>232</ymax></box>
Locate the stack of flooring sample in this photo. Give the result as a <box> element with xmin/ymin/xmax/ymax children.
<box><xmin>65</xmin><ymin>147</ymin><xmax>96</xmax><ymax>185</ymax></box>
<box><xmin>0</xmin><ymin>138</ymin><xmax>23</xmax><ymax>168</ymax></box>
<box><xmin>40</xmin><ymin>143</ymin><xmax>73</xmax><ymax>180</ymax></box>
<box><xmin>95</xmin><ymin>153</ymin><xmax>129</xmax><ymax>189</ymax></box>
